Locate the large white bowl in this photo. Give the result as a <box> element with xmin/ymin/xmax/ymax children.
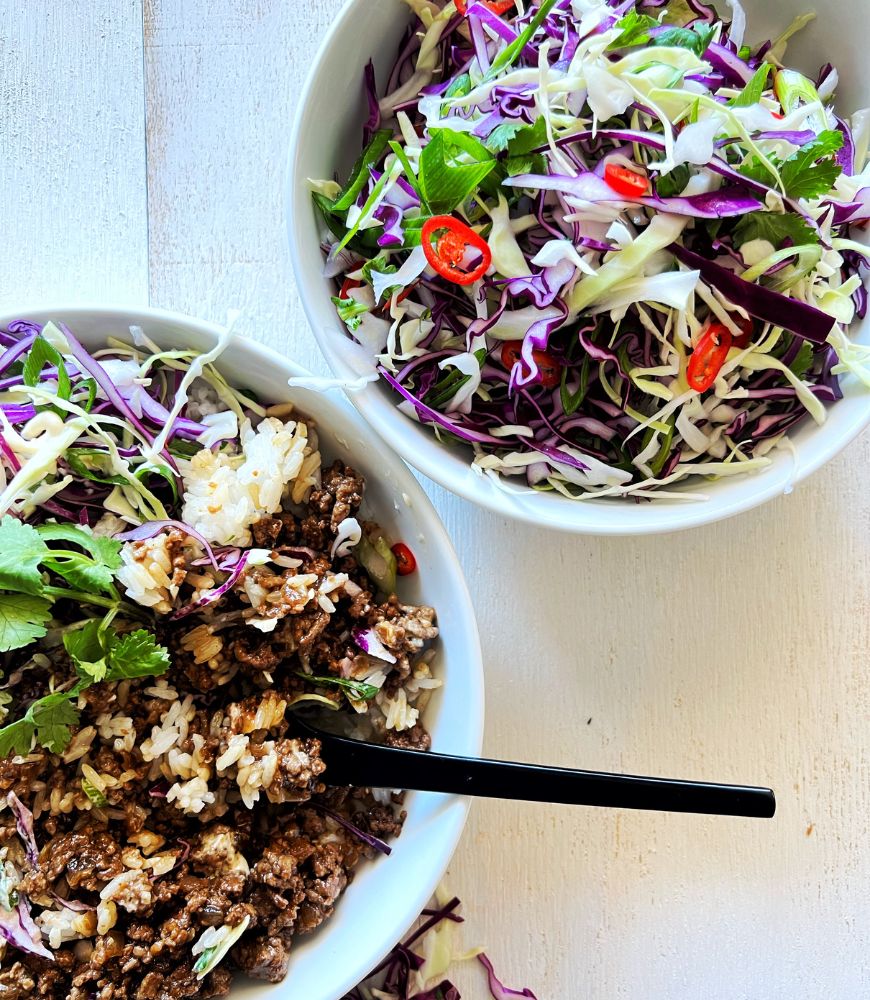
<box><xmin>0</xmin><ymin>305</ymin><xmax>484</xmax><ymax>1000</ymax></box>
<box><xmin>287</xmin><ymin>0</ymin><xmax>870</xmax><ymax>535</ymax></box>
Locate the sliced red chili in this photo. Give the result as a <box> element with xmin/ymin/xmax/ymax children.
<box><xmin>456</xmin><ymin>0</ymin><xmax>514</xmax><ymax>14</ymax></box>
<box><xmin>339</xmin><ymin>277</ymin><xmax>363</xmax><ymax>299</ymax></box>
<box><xmin>422</xmin><ymin>215</ymin><xmax>492</xmax><ymax>286</ymax></box>
<box><xmin>771</xmin><ymin>111</ymin><xmax>785</xmax><ymax>120</ymax></box>
<box><xmin>500</xmin><ymin>341</ymin><xmax>562</xmax><ymax>389</ymax></box>
<box><xmin>391</xmin><ymin>543</ymin><xmax>417</xmax><ymax>576</ymax></box>
<box><xmin>732</xmin><ymin>314</ymin><xmax>755</xmax><ymax>349</ymax></box>
<box><xmin>604</xmin><ymin>162</ymin><xmax>649</xmax><ymax>198</ymax></box>
<box><xmin>687</xmin><ymin>323</ymin><xmax>733</xmax><ymax>393</ymax></box>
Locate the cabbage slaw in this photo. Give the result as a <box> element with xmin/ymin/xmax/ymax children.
<box><xmin>312</xmin><ymin>0</ymin><xmax>870</xmax><ymax>500</ymax></box>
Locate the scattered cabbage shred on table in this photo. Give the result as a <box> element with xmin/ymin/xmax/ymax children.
<box><xmin>345</xmin><ymin>893</ymin><xmax>538</xmax><ymax>1000</ymax></box>
<box><xmin>313</xmin><ymin>0</ymin><xmax>870</xmax><ymax>500</ymax></box>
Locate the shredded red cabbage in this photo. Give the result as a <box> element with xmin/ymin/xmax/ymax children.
<box><xmin>316</xmin><ymin>0</ymin><xmax>868</xmax><ymax>499</ymax></box>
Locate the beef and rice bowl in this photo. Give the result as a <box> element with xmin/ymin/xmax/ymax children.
<box><xmin>0</xmin><ymin>320</ymin><xmax>439</xmax><ymax>998</ymax></box>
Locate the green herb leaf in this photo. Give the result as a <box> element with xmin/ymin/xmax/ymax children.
<box><xmin>36</xmin><ymin>524</ymin><xmax>123</xmax><ymax>571</ymax></box>
<box><xmin>733</xmin><ymin>211</ymin><xmax>819</xmax><ymax>249</ymax></box>
<box><xmin>0</xmin><ymin>594</ymin><xmax>52</xmax><ymax>652</ymax></box>
<box><xmin>788</xmin><ymin>340</ymin><xmax>815</xmax><ymax>379</ymax></box>
<box><xmin>105</xmin><ymin>629</ymin><xmax>170</xmax><ymax>682</ymax></box>
<box><xmin>64</xmin><ymin>620</ymin><xmax>109</xmax><ymax>683</ymax></box>
<box><xmin>504</xmin><ymin>117</ymin><xmax>548</xmax><ymax>177</ymax></box>
<box><xmin>38</xmin><ymin>523</ymin><xmax>123</xmax><ymax>596</ymax></box>
<box><xmin>655</xmin><ymin>164</ymin><xmax>692</xmax><ymax>198</ymax></box>
<box><xmin>332</xmin><ymin>129</ymin><xmax>392</xmax><ymax>212</ymax></box>
<box><xmin>0</xmin><ymin>716</ymin><xmax>36</xmax><ymax>757</ymax></box>
<box><xmin>31</xmin><ymin>692</ymin><xmax>81</xmax><ymax>754</ymax></box>
<box><xmin>483</xmin><ymin>121</ymin><xmax>526</xmax><ymax>154</ymax></box>
<box><xmin>779</xmin><ymin>130</ymin><xmax>844</xmax><ymax>199</ymax></box>
<box><xmin>652</xmin><ymin>22</ymin><xmax>716</xmax><ymax>58</ymax></box>
<box><xmin>739</xmin><ymin>154</ymin><xmax>779</xmax><ymax>187</ymax></box>
<box><xmin>296</xmin><ymin>671</ymin><xmax>379</xmax><ymax>702</ymax></box>
<box><xmin>607</xmin><ymin>10</ymin><xmax>659</xmax><ymax>49</ymax></box>
<box><xmin>418</xmin><ymin>129</ymin><xmax>496</xmax><ymax>215</ymax></box>
<box><xmin>0</xmin><ymin>516</ymin><xmax>49</xmax><ymax>596</ymax></box>
<box><xmin>728</xmin><ymin>63</ymin><xmax>772</xmax><ymax>108</ymax></box>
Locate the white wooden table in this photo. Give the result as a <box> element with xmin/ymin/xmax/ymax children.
<box><xmin>2</xmin><ymin>2</ymin><xmax>869</xmax><ymax>997</ymax></box>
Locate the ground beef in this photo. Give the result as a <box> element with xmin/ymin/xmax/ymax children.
<box><xmin>307</xmin><ymin>461</ymin><xmax>364</xmax><ymax>534</ymax></box>
<box><xmin>0</xmin><ymin>450</ymin><xmax>437</xmax><ymax>1000</ymax></box>
<box><xmin>41</xmin><ymin>827</ymin><xmax>125</xmax><ymax>891</ymax></box>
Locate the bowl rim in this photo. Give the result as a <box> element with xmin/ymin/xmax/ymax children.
<box><xmin>0</xmin><ymin>302</ymin><xmax>485</xmax><ymax>1000</ymax></box>
<box><xmin>285</xmin><ymin>0</ymin><xmax>870</xmax><ymax>537</ymax></box>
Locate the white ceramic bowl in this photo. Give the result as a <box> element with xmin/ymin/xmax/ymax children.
<box><xmin>287</xmin><ymin>0</ymin><xmax>870</xmax><ymax>535</ymax></box>
<box><xmin>0</xmin><ymin>305</ymin><xmax>484</xmax><ymax>1000</ymax></box>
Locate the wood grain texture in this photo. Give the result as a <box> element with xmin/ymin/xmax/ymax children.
<box><xmin>0</xmin><ymin>0</ymin><xmax>854</xmax><ymax>996</ymax></box>
<box><xmin>140</xmin><ymin>1</ymin><xmax>870</xmax><ymax>997</ymax></box>
<box><xmin>0</xmin><ymin>0</ymin><xmax>148</xmax><ymax>308</ymax></box>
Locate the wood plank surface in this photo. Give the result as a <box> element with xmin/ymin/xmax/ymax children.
<box><xmin>0</xmin><ymin>0</ymin><xmax>149</xmax><ymax>308</ymax></box>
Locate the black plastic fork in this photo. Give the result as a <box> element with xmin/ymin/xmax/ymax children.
<box><xmin>295</xmin><ymin>717</ymin><xmax>776</xmax><ymax>818</ymax></box>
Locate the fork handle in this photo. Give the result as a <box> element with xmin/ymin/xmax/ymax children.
<box><xmin>316</xmin><ymin>731</ymin><xmax>775</xmax><ymax>818</ymax></box>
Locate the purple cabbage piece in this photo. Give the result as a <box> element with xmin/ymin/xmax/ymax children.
<box><xmin>414</xmin><ymin>984</ymin><xmax>461</xmax><ymax>1000</ymax></box>
<box><xmin>362</xmin><ymin>60</ymin><xmax>381</xmax><ymax>146</ymax></box>
<box><xmin>477</xmin><ymin>953</ymin><xmax>538</xmax><ymax>1000</ymax></box>
<box><xmin>378</xmin><ymin>367</ymin><xmax>507</xmax><ymax>445</ymax></box>
<box><xmin>313</xmin><ymin>803</ymin><xmax>392</xmax><ymax>856</ymax></box>
<box><xmin>669</xmin><ymin>244</ymin><xmax>837</xmax><ymax>344</ymax></box>
<box><xmin>7</xmin><ymin>792</ymin><xmax>38</xmax><ymax>866</ymax></box>
<box><xmin>170</xmin><ymin>551</ymin><xmax>250</xmax><ymax>621</ymax></box>
<box><xmin>116</xmin><ymin>519</ymin><xmax>221</xmax><ymax>572</ymax></box>
<box><xmin>0</xmin><ymin>897</ymin><xmax>53</xmax><ymax>961</ymax></box>
<box><xmin>0</xmin><ymin>332</ymin><xmax>37</xmax><ymax>376</ymax></box>
<box><xmin>352</xmin><ymin>626</ymin><xmax>398</xmax><ymax>664</ymax></box>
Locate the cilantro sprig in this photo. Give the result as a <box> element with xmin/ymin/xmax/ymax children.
<box><xmin>0</xmin><ymin>516</ymin><xmax>170</xmax><ymax>756</ymax></box>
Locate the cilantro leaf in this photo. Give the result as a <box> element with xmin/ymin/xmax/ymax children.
<box><xmin>733</xmin><ymin>211</ymin><xmax>819</xmax><ymax>249</ymax></box>
<box><xmin>418</xmin><ymin>129</ymin><xmax>496</xmax><ymax>215</ymax></box>
<box><xmin>779</xmin><ymin>130</ymin><xmax>844</xmax><ymax>199</ymax></box>
<box><xmin>504</xmin><ymin>118</ymin><xmax>548</xmax><ymax>177</ymax></box>
<box><xmin>789</xmin><ymin>340</ymin><xmax>815</xmax><ymax>379</ymax></box>
<box><xmin>729</xmin><ymin>63</ymin><xmax>772</xmax><ymax>108</ymax></box>
<box><xmin>105</xmin><ymin>629</ymin><xmax>170</xmax><ymax>681</ymax></box>
<box><xmin>31</xmin><ymin>693</ymin><xmax>80</xmax><ymax>754</ymax></box>
<box><xmin>0</xmin><ymin>717</ymin><xmax>35</xmax><ymax>757</ymax></box>
<box><xmin>484</xmin><ymin>121</ymin><xmax>526</xmax><ymax>154</ymax></box>
<box><xmin>0</xmin><ymin>594</ymin><xmax>52</xmax><ymax>652</ymax></box>
<box><xmin>655</xmin><ymin>164</ymin><xmax>692</xmax><ymax>198</ymax></box>
<box><xmin>64</xmin><ymin>620</ymin><xmax>109</xmax><ymax>683</ymax></box>
<box><xmin>0</xmin><ymin>689</ymin><xmax>83</xmax><ymax>758</ymax></box>
<box><xmin>607</xmin><ymin>10</ymin><xmax>658</xmax><ymax>49</ymax></box>
<box><xmin>739</xmin><ymin>154</ymin><xmax>779</xmax><ymax>187</ymax></box>
<box><xmin>0</xmin><ymin>517</ymin><xmax>49</xmax><ymax>596</ymax></box>
<box><xmin>652</xmin><ymin>23</ymin><xmax>716</xmax><ymax>58</ymax></box>
<box><xmin>38</xmin><ymin>523</ymin><xmax>123</xmax><ymax>595</ymax></box>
